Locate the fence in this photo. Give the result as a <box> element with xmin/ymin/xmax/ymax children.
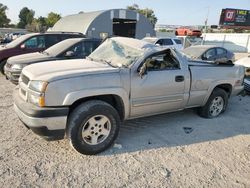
<box><xmin>202</xmin><ymin>33</ymin><xmax>250</xmax><ymax>53</ymax></box>
<box><xmin>0</xmin><ymin>28</ymin><xmax>28</xmax><ymax>36</ymax></box>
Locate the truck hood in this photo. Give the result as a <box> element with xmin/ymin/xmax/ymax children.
<box><xmin>22</xmin><ymin>59</ymin><xmax>119</xmax><ymax>82</ymax></box>
<box><xmin>8</xmin><ymin>52</ymin><xmax>51</xmax><ymax>65</ymax></box>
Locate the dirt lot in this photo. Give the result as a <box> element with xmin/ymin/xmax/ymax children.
<box><xmin>0</xmin><ymin>74</ymin><xmax>250</xmax><ymax>187</ymax></box>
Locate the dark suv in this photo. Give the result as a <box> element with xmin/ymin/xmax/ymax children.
<box><xmin>4</xmin><ymin>38</ymin><xmax>101</xmax><ymax>84</ymax></box>
<box><xmin>0</xmin><ymin>32</ymin><xmax>83</xmax><ymax>74</ymax></box>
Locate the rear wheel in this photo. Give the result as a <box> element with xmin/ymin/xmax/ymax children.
<box><xmin>198</xmin><ymin>88</ymin><xmax>228</xmax><ymax>118</ymax></box>
<box><xmin>0</xmin><ymin>59</ymin><xmax>7</xmax><ymax>75</ymax></box>
<box><xmin>66</xmin><ymin>100</ymin><xmax>120</xmax><ymax>155</ymax></box>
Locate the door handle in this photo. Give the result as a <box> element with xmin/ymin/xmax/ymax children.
<box><xmin>175</xmin><ymin>75</ymin><xmax>184</xmax><ymax>82</ymax></box>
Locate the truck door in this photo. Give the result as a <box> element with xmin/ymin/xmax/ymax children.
<box><xmin>130</xmin><ymin>49</ymin><xmax>186</xmax><ymax>118</ymax></box>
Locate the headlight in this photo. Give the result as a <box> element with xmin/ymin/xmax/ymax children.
<box><xmin>28</xmin><ymin>81</ymin><xmax>48</xmax><ymax>107</ymax></box>
<box><xmin>29</xmin><ymin>81</ymin><xmax>48</xmax><ymax>93</ymax></box>
<box><xmin>11</xmin><ymin>64</ymin><xmax>26</xmax><ymax>70</ymax></box>
<box><xmin>28</xmin><ymin>94</ymin><xmax>45</xmax><ymax>107</ymax></box>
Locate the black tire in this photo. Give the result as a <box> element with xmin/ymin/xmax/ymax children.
<box><xmin>66</xmin><ymin>100</ymin><xmax>120</xmax><ymax>155</ymax></box>
<box><xmin>198</xmin><ymin>88</ymin><xmax>228</xmax><ymax>118</ymax></box>
<box><xmin>0</xmin><ymin>59</ymin><xmax>7</xmax><ymax>75</ymax></box>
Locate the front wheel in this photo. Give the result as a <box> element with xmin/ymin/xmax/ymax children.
<box><xmin>198</xmin><ymin>88</ymin><xmax>228</xmax><ymax>118</ymax></box>
<box><xmin>66</xmin><ymin>100</ymin><xmax>120</xmax><ymax>155</ymax></box>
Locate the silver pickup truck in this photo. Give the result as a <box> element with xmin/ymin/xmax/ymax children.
<box><xmin>14</xmin><ymin>37</ymin><xmax>245</xmax><ymax>155</ymax></box>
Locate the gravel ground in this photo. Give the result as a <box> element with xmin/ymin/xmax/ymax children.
<box><xmin>0</xmin><ymin>74</ymin><xmax>250</xmax><ymax>187</ymax></box>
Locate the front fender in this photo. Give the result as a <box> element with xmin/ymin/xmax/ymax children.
<box><xmin>62</xmin><ymin>87</ymin><xmax>130</xmax><ymax>119</ymax></box>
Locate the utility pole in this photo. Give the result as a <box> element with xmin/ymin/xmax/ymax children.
<box><xmin>204</xmin><ymin>6</ymin><xmax>210</xmax><ymax>33</ymax></box>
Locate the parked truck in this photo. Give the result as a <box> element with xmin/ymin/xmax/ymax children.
<box><xmin>14</xmin><ymin>37</ymin><xmax>245</xmax><ymax>155</ymax></box>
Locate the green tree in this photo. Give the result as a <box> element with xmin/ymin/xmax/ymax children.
<box><xmin>127</xmin><ymin>4</ymin><xmax>158</xmax><ymax>25</ymax></box>
<box><xmin>0</xmin><ymin>3</ymin><xmax>11</xmax><ymax>27</ymax></box>
<box><xmin>26</xmin><ymin>16</ymin><xmax>47</xmax><ymax>32</ymax></box>
<box><xmin>37</xmin><ymin>16</ymin><xmax>47</xmax><ymax>31</ymax></box>
<box><xmin>24</xmin><ymin>12</ymin><xmax>61</xmax><ymax>32</ymax></box>
<box><xmin>159</xmin><ymin>29</ymin><xmax>167</xmax><ymax>32</ymax></box>
<box><xmin>46</xmin><ymin>12</ymin><xmax>61</xmax><ymax>27</ymax></box>
<box><xmin>38</xmin><ymin>16</ymin><xmax>47</xmax><ymax>26</ymax></box>
<box><xmin>17</xmin><ymin>7</ymin><xmax>35</xmax><ymax>28</ymax></box>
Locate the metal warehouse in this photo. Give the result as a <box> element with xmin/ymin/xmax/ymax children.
<box><xmin>51</xmin><ymin>9</ymin><xmax>155</xmax><ymax>39</ymax></box>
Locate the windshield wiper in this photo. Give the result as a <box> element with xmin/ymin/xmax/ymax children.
<box><xmin>87</xmin><ymin>56</ymin><xmax>118</xmax><ymax>68</ymax></box>
<box><xmin>99</xmin><ymin>59</ymin><xmax>117</xmax><ymax>68</ymax></box>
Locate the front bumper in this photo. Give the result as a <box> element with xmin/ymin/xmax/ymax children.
<box><xmin>4</xmin><ymin>66</ymin><xmax>21</xmax><ymax>85</ymax></box>
<box><xmin>14</xmin><ymin>88</ymin><xmax>69</xmax><ymax>140</ymax></box>
<box><xmin>231</xmin><ymin>85</ymin><xmax>245</xmax><ymax>96</ymax></box>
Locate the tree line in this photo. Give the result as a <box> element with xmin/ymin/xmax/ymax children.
<box><xmin>0</xmin><ymin>3</ymin><xmax>158</xmax><ymax>32</ymax></box>
<box><xmin>0</xmin><ymin>3</ymin><xmax>61</xmax><ymax>32</ymax></box>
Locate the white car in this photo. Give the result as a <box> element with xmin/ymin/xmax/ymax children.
<box><xmin>143</xmin><ymin>37</ymin><xmax>183</xmax><ymax>50</ymax></box>
<box><xmin>234</xmin><ymin>55</ymin><xmax>250</xmax><ymax>93</ymax></box>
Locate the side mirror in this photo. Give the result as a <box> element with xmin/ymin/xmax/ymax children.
<box><xmin>155</xmin><ymin>43</ymin><xmax>161</xmax><ymax>47</ymax></box>
<box><xmin>138</xmin><ymin>63</ymin><xmax>148</xmax><ymax>78</ymax></box>
<box><xmin>20</xmin><ymin>44</ymin><xmax>26</xmax><ymax>49</ymax></box>
<box><xmin>65</xmin><ymin>51</ymin><xmax>75</xmax><ymax>58</ymax></box>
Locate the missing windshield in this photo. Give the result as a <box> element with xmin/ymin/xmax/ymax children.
<box><xmin>89</xmin><ymin>38</ymin><xmax>143</xmax><ymax>67</ymax></box>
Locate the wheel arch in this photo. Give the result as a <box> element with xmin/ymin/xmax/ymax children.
<box><xmin>214</xmin><ymin>84</ymin><xmax>232</xmax><ymax>96</ymax></box>
<box><xmin>202</xmin><ymin>83</ymin><xmax>232</xmax><ymax>106</ymax></box>
<box><xmin>67</xmin><ymin>93</ymin><xmax>127</xmax><ymax>121</ymax></box>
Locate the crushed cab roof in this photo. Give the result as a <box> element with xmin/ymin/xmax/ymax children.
<box><xmin>111</xmin><ymin>37</ymin><xmax>159</xmax><ymax>51</ymax></box>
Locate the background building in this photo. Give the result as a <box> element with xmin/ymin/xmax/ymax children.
<box><xmin>51</xmin><ymin>9</ymin><xmax>155</xmax><ymax>39</ymax></box>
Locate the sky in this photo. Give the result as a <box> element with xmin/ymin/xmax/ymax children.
<box><xmin>1</xmin><ymin>0</ymin><xmax>250</xmax><ymax>25</ymax></box>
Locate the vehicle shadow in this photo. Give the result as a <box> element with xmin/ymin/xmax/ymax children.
<box><xmin>101</xmin><ymin>96</ymin><xmax>250</xmax><ymax>156</ymax></box>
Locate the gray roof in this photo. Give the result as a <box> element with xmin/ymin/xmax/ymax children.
<box><xmin>51</xmin><ymin>10</ymin><xmax>105</xmax><ymax>34</ymax></box>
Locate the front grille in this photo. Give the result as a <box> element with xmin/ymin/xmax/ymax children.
<box><xmin>19</xmin><ymin>87</ymin><xmax>27</xmax><ymax>101</ymax></box>
<box><xmin>21</xmin><ymin>74</ymin><xmax>30</xmax><ymax>85</ymax></box>
<box><xmin>244</xmin><ymin>82</ymin><xmax>250</xmax><ymax>92</ymax></box>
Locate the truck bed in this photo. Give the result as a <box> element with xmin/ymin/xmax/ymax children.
<box><xmin>186</xmin><ymin>61</ymin><xmax>243</xmax><ymax>107</ymax></box>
